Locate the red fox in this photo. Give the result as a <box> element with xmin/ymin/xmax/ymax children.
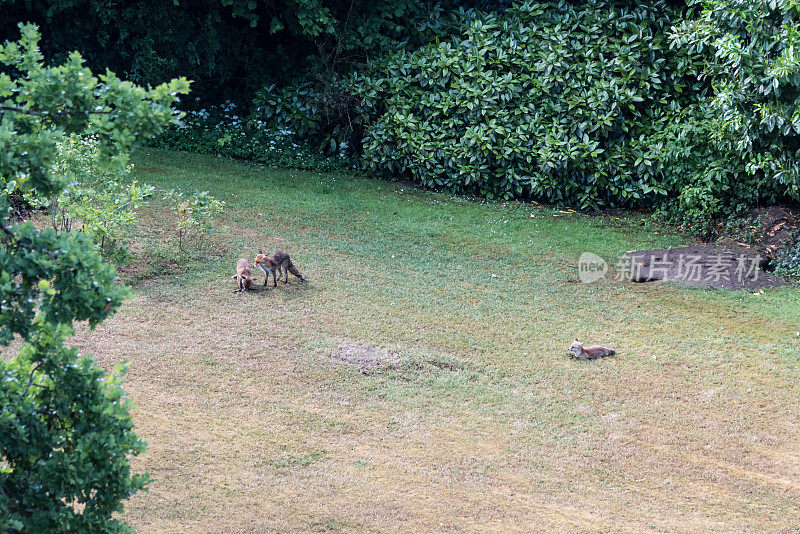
<box><xmin>254</xmin><ymin>249</ymin><xmax>307</xmax><ymax>287</ymax></box>
<box><xmin>254</xmin><ymin>252</ymin><xmax>278</xmax><ymax>287</ymax></box>
<box><xmin>568</xmin><ymin>339</ymin><xmax>615</xmax><ymax>360</ymax></box>
<box><xmin>231</xmin><ymin>258</ymin><xmax>254</xmax><ymax>292</ymax></box>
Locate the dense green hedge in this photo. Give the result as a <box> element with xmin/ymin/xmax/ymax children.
<box><xmin>671</xmin><ymin>0</ymin><xmax>800</xmax><ymax>203</ymax></box>
<box><xmin>356</xmin><ymin>0</ymin><xmax>705</xmax><ymax>206</ymax></box>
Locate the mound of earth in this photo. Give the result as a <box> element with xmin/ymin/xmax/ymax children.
<box><xmin>751</xmin><ymin>205</ymin><xmax>800</xmax><ymax>260</ymax></box>
<box><xmin>623</xmin><ymin>245</ymin><xmax>790</xmax><ymax>290</ymax></box>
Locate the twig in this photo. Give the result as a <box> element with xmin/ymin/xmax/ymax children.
<box><xmin>22</xmin><ymin>362</ymin><xmax>42</xmax><ymax>398</ymax></box>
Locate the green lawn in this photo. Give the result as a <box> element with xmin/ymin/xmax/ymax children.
<box><xmin>74</xmin><ymin>149</ymin><xmax>800</xmax><ymax>532</ymax></box>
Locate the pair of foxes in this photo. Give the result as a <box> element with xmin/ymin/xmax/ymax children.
<box><xmin>233</xmin><ymin>250</ymin><xmax>306</xmax><ymax>292</ymax></box>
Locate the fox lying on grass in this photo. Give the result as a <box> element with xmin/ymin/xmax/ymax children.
<box><xmin>232</xmin><ymin>258</ymin><xmax>254</xmax><ymax>292</ymax></box>
<box><xmin>568</xmin><ymin>339</ymin><xmax>615</xmax><ymax>360</ymax></box>
<box><xmin>254</xmin><ymin>250</ymin><xmax>307</xmax><ymax>287</ymax></box>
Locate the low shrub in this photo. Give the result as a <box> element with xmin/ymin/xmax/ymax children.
<box><xmin>22</xmin><ymin>135</ymin><xmax>225</xmax><ymax>260</ymax></box>
<box><xmin>775</xmin><ymin>230</ymin><xmax>800</xmax><ymax>278</ymax></box>
<box><xmin>164</xmin><ymin>189</ymin><xmax>225</xmax><ymax>252</ymax></box>
<box><xmin>649</xmin><ymin>102</ymin><xmax>769</xmax><ymax>239</ymax></box>
<box><xmin>21</xmin><ymin>136</ymin><xmax>154</xmax><ymax>262</ymax></box>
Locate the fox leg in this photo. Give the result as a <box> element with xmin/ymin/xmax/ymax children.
<box><xmin>258</xmin><ymin>264</ymin><xmax>275</xmax><ymax>287</ymax></box>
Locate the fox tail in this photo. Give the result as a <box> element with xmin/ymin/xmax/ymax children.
<box><xmin>287</xmin><ymin>261</ymin><xmax>307</xmax><ymax>281</ymax></box>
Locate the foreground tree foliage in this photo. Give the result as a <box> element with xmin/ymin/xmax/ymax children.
<box><xmin>0</xmin><ymin>24</ymin><xmax>188</xmax><ymax>532</ymax></box>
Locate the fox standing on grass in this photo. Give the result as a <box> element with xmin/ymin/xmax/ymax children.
<box><xmin>232</xmin><ymin>258</ymin><xmax>254</xmax><ymax>292</ymax></box>
<box><xmin>254</xmin><ymin>250</ymin><xmax>307</xmax><ymax>287</ymax></box>
<box><xmin>568</xmin><ymin>339</ymin><xmax>615</xmax><ymax>360</ymax></box>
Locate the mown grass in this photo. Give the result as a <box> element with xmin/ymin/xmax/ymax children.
<box><xmin>71</xmin><ymin>149</ymin><xmax>800</xmax><ymax>532</ymax></box>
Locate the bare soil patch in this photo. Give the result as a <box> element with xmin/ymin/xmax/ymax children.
<box><xmin>422</xmin><ymin>357</ymin><xmax>464</xmax><ymax>371</ymax></box>
<box><xmin>751</xmin><ymin>205</ymin><xmax>800</xmax><ymax>259</ymax></box>
<box><xmin>330</xmin><ymin>342</ymin><xmax>399</xmax><ymax>371</ymax></box>
<box><xmin>625</xmin><ymin>204</ymin><xmax>800</xmax><ymax>290</ymax></box>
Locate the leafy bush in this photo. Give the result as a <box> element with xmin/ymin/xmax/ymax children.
<box><xmin>357</xmin><ymin>0</ymin><xmax>704</xmax><ymax>206</ymax></box>
<box><xmin>774</xmin><ymin>230</ymin><xmax>800</xmax><ymax>278</ymax></box>
<box><xmin>251</xmin><ymin>81</ymin><xmax>324</xmax><ymax>141</ymax></box>
<box><xmin>673</xmin><ymin>0</ymin><xmax>800</xmax><ymax>203</ymax></box>
<box><xmin>646</xmin><ymin>0</ymin><xmax>800</xmax><ymax>237</ymax></box>
<box><xmin>241</xmin><ymin>2</ymin><xmax>514</xmax><ymax>158</ymax></box>
<box><xmin>250</xmin><ymin>77</ymin><xmax>357</xmax><ymax>156</ymax></box>
<box><xmin>165</xmin><ymin>189</ymin><xmax>225</xmax><ymax>251</ymax></box>
<box><xmin>39</xmin><ymin>136</ymin><xmax>225</xmax><ymax>256</ymax></box>
<box><xmin>26</xmin><ymin>136</ymin><xmax>154</xmax><ymax>261</ymax></box>
<box><xmin>151</xmin><ymin>100</ymin><xmax>352</xmax><ymax>172</ymax></box>
<box><xmin>23</xmin><ymin>135</ymin><xmax>225</xmax><ymax>260</ymax></box>
<box><xmin>649</xmin><ymin>101</ymin><xmax>768</xmax><ymax>238</ymax></box>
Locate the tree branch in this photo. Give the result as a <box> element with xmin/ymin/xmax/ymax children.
<box><xmin>23</xmin><ymin>362</ymin><xmax>43</xmax><ymax>398</ymax></box>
